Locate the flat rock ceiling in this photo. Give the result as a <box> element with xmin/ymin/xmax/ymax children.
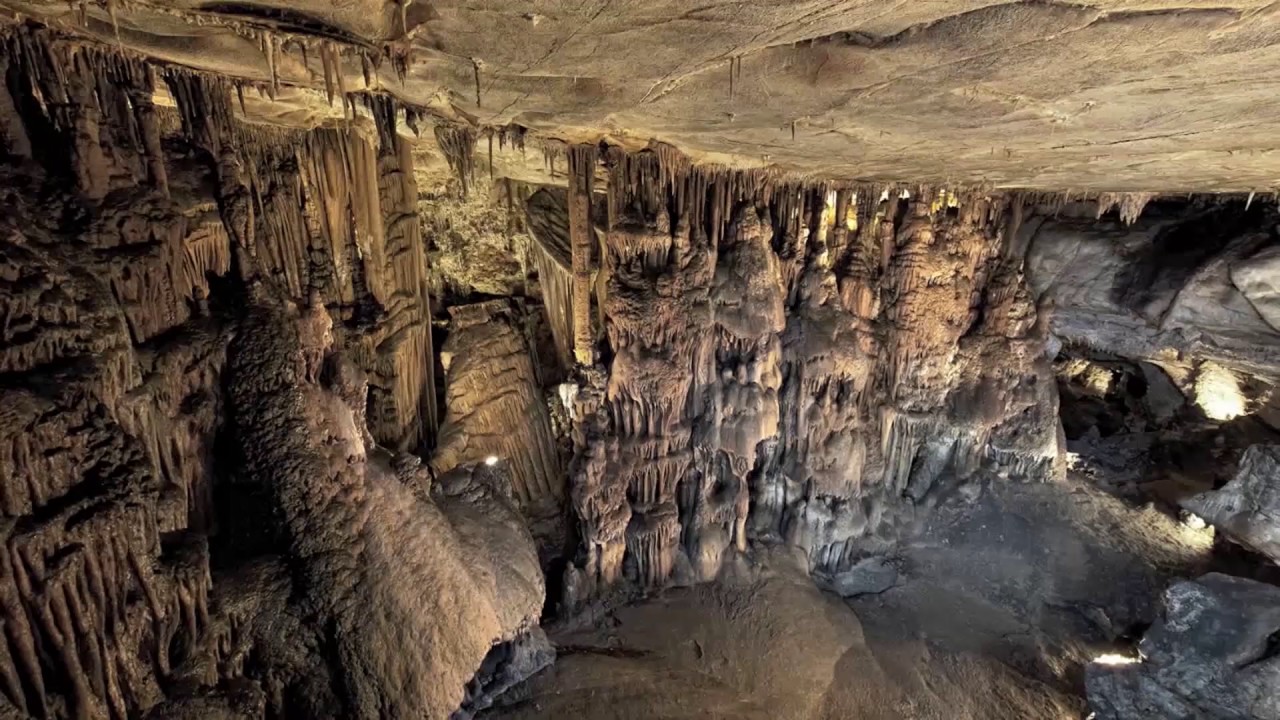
<box><xmin>4</xmin><ymin>0</ymin><xmax>1280</xmax><ymax>190</ymax></box>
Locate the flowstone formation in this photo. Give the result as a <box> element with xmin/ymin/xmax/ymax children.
<box><xmin>225</xmin><ymin>292</ymin><xmax>544</xmax><ymax>720</ymax></box>
<box><xmin>432</xmin><ymin>300</ymin><xmax>568</xmax><ymax>564</ymax></box>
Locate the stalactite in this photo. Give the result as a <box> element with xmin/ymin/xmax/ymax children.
<box><xmin>529</xmin><ymin>237</ymin><xmax>574</xmax><ymax>369</ymax></box>
<box><xmin>434</xmin><ymin>124</ymin><xmax>476</xmax><ymax>197</ymax></box>
<box><xmin>320</xmin><ymin>42</ymin><xmax>337</xmax><ymax>106</ymax></box>
<box><xmin>1096</xmin><ymin>191</ymin><xmax>1155</xmax><ymax>225</ymax></box>
<box><xmin>260</xmin><ymin>32</ymin><xmax>278</xmax><ymax>99</ymax></box>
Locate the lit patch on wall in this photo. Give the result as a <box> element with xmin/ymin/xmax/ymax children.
<box><xmin>1195</xmin><ymin>362</ymin><xmax>1245</xmax><ymax>421</ymax></box>
<box><xmin>485</xmin><ymin>455</ymin><xmax>499</xmax><ymax>466</ymax></box>
<box><xmin>1082</xmin><ymin>365</ymin><xmax>1114</xmax><ymax>396</ymax></box>
<box><xmin>1180</xmin><ymin>510</ymin><xmax>1207</xmax><ymax>531</ymax></box>
<box><xmin>1064</xmin><ymin>451</ymin><xmax>1082</xmax><ymax>470</ymax></box>
<box><xmin>1091</xmin><ymin>653</ymin><xmax>1141</xmax><ymax>666</ymax></box>
<box><xmin>818</xmin><ymin>191</ymin><xmax>859</xmax><ymax>232</ymax></box>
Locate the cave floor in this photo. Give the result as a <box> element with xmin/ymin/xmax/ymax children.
<box><xmin>481</xmin><ymin>474</ymin><xmax>1217</xmax><ymax>720</ymax></box>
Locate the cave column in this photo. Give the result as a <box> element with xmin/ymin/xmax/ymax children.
<box><xmin>568</xmin><ymin>144</ymin><xmax>597</xmax><ymax>366</ymax></box>
<box><xmin>126</xmin><ymin>82</ymin><xmax>169</xmax><ymax>198</ymax></box>
<box><xmin>830</xmin><ymin>188</ymin><xmax>852</xmax><ymax>264</ymax></box>
<box><xmin>63</xmin><ymin>54</ymin><xmax>110</xmax><ymax>201</ymax></box>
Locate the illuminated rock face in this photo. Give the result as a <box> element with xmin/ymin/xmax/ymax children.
<box><xmin>1184</xmin><ymin>445</ymin><xmax>1280</xmax><ymax>564</ymax></box>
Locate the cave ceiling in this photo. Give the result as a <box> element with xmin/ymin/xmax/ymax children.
<box><xmin>3</xmin><ymin>0</ymin><xmax>1280</xmax><ymax>191</ymax></box>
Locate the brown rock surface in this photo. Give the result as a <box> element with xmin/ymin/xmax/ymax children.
<box><xmin>225</xmin><ymin>293</ymin><xmax>544</xmax><ymax>720</ymax></box>
<box><xmin>6</xmin><ymin>1</ymin><xmax>1280</xmax><ymax>189</ymax></box>
<box><xmin>0</xmin><ymin>34</ymin><xmax>547</xmax><ymax>718</ymax></box>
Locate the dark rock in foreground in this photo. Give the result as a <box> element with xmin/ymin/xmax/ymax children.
<box><xmin>1086</xmin><ymin>573</ymin><xmax>1280</xmax><ymax>720</ymax></box>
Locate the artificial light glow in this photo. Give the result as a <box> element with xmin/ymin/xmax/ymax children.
<box><xmin>1092</xmin><ymin>653</ymin><xmax>1141</xmax><ymax>666</ymax></box>
<box><xmin>1195</xmin><ymin>362</ymin><xmax>1246</xmax><ymax>421</ymax></box>
<box><xmin>484</xmin><ymin>456</ymin><xmax>499</xmax><ymax>466</ymax></box>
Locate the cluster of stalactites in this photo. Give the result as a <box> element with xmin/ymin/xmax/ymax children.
<box><xmin>1095</xmin><ymin>192</ymin><xmax>1155</xmax><ymax>226</ymax></box>
<box><xmin>49</xmin><ymin>0</ymin><xmax>418</xmax><ymax>104</ymax></box>
<box><xmin>560</xmin><ymin>141</ymin><xmax>1054</xmax><ymax>594</ymax></box>
<box><xmin>2</xmin><ymin>27</ymin><xmax>171</xmax><ymax>198</ymax></box>
<box><xmin>435</xmin><ymin>124</ymin><xmax>477</xmax><ymax>197</ymax></box>
<box><xmin>161</xmin><ymin>65</ymin><xmax>442</xmax><ymax>450</ymax></box>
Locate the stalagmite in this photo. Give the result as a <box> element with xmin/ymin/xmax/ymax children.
<box><xmin>224</xmin><ymin>292</ymin><xmax>545</xmax><ymax>720</ymax></box>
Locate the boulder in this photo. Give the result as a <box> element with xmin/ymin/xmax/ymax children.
<box><xmin>1183</xmin><ymin>445</ymin><xmax>1280</xmax><ymax>563</ymax></box>
<box><xmin>814</xmin><ymin>556</ymin><xmax>900</xmax><ymax>598</ymax></box>
<box><xmin>1086</xmin><ymin>573</ymin><xmax>1280</xmax><ymax>720</ymax></box>
<box><xmin>1231</xmin><ymin>245</ymin><xmax>1280</xmax><ymax>332</ymax></box>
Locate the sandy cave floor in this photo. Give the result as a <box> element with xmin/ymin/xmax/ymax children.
<box><xmin>480</xmin><ymin>473</ymin><xmax>1221</xmax><ymax>720</ymax></box>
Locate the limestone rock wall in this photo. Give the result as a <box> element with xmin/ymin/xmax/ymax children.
<box><xmin>0</xmin><ymin>37</ymin><xmax>231</xmax><ymax>719</ymax></box>
<box><xmin>219</xmin><ymin>103</ymin><xmax>438</xmax><ymax>453</ymax></box>
<box><xmin>1024</xmin><ymin>199</ymin><xmax>1280</xmax><ymax>380</ymax></box>
<box><xmin>432</xmin><ymin>300</ymin><xmax>566</xmax><ymax>564</ymax></box>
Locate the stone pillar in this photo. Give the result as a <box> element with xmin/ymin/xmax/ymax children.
<box><xmin>568</xmin><ymin>144</ymin><xmax>597</xmax><ymax>365</ymax></box>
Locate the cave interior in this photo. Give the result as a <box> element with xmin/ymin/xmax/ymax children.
<box><xmin>1</xmin><ymin>2</ymin><xmax>1280</xmax><ymax>719</ymax></box>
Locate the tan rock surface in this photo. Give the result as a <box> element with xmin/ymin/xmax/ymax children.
<box><xmin>6</xmin><ymin>1</ymin><xmax>1280</xmax><ymax>189</ymax></box>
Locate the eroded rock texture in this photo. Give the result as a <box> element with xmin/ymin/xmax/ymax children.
<box><xmin>1086</xmin><ymin>573</ymin><xmax>1280</xmax><ymax>720</ymax></box>
<box><xmin>1025</xmin><ymin>199</ymin><xmax>1280</xmax><ymax>380</ymax></box>
<box><xmin>0</xmin><ymin>54</ymin><xmax>230</xmax><ymax>716</ymax></box>
<box><xmin>1184</xmin><ymin>445</ymin><xmax>1280</xmax><ymax>564</ymax></box>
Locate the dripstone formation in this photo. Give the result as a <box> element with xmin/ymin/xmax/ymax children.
<box><xmin>559</xmin><ymin>151</ymin><xmax>1062</xmax><ymax>604</ymax></box>
<box><xmin>0</xmin><ymin>27</ymin><xmax>541</xmax><ymax>720</ymax></box>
